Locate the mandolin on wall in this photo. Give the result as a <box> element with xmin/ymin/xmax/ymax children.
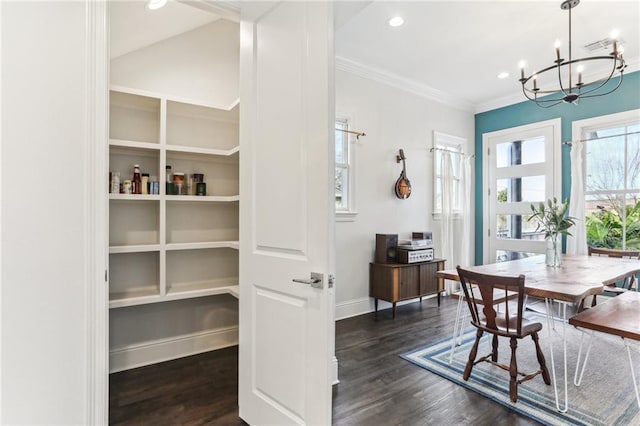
<box><xmin>394</xmin><ymin>149</ymin><xmax>412</xmax><ymax>199</ymax></box>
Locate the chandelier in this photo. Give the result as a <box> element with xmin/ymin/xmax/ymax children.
<box><xmin>519</xmin><ymin>0</ymin><xmax>627</xmax><ymax>108</ymax></box>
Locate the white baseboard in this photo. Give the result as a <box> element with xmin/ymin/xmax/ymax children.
<box><xmin>335</xmin><ymin>294</ymin><xmax>440</xmax><ymax>321</ymax></box>
<box><xmin>109</xmin><ymin>326</ymin><xmax>239</xmax><ymax>373</ymax></box>
<box><xmin>335</xmin><ymin>297</ymin><xmax>372</xmax><ymax>320</ymax></box>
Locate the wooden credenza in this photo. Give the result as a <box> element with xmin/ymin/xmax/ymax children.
<box><xmin>370</xmin><ymin>259</ymin><xmax>445</xmax><ymax>318</ymax></box>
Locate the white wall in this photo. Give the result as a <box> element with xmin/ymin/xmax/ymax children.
<box><xmin>1</xmin><ymin>1</ymin><xmax>103</xmax><ymax>423</ymax></box>
<box><xmin>111</xmin><ymin>20</ymin><xmax>239</xmax><ymax>108</ymax></box>
<box><xmin>334</xmin><ymin>70</ymin><xmax>475</xmax><ymax>319</ymax></box>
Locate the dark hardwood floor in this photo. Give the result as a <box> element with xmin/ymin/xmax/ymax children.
<box><xmin>110</xmin><ymin>296</ymin><xmax>539</xmax><ymax>425</ymax></box>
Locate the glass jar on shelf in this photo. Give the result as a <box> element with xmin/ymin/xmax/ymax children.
<box><xmin>173</xmin><ymin>172</ymin><xmax>185</xmax><ymax>195</ymax></box>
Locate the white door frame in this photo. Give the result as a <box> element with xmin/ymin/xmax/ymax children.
<box><xmin>482</xmin><ymin>118</ymin><xmax>562</xmax><ymax>264</ymax></box>
<box><xmin>86</xmin><ymin>1</ymin><xmax>109</xmax><ymax>423</ymax></box>
<box><xmin>86</xmin><ymin>1</ymin><xmax>246</xmax><ymax>422</ymax></box>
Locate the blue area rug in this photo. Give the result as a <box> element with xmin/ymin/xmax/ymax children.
<box><xmin>401</xmin><ymin>313</ymin><xmax>640</xmax><ymax>426</ymax></box>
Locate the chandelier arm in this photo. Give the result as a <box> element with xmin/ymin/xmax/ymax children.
<box><xmin>580</xmin><ymin>71</ymin><xmax>625</xmax><ymax>99</ymax></box>
<box><xmin>526</xmin><ymin>85</ymin><xmax>565</xmax><ymax>106</ymax></box>
<box><xmin>572</xmin><ymin>57</ymin><xmax>620</xmax><ymax>97</ymax></box>
<box><xmin>555</xmin><ymin>62</ymin><xmax>570</xmax><ymax>96</ymax></box>
<box><xmin>522</xmin><ymin>87</ymin><xmax>571</xmax><ymax>103</ymax></box>
<box><xmin>520</xmin><ymin>85</ymin><xmax>539</xmax><ymax>102</ymax></box>
<box><xmin>522</xmin><ymin>87</ymin><xmax>568</xmax><ymax>104</ymax></box>
<box><xmin>536</xmin><ymin>100</ymin><xmax>564</xmax><ymax>108</ymax></box>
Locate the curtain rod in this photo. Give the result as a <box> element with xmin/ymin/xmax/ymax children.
<box><xmin>563</xmin><ymin>130</ymin><xmax>640</xmax><ymax>145</ymax></box>
<box><xmin>430</xmin><ymin>146</ymin><xmax>475</xmax><ymax>158</ymax></box>
<box><xmin>335</xmin><ymin>128</ymin><xmax>366</xmax><ymax>140</ymax></box>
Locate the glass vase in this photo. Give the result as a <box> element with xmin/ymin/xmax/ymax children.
<box><xmin>545</xmin><ymin>234</ymin><xmax>562</xmax><ymax>267</ymax></box>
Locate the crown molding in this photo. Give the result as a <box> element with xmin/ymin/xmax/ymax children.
<box><xmin>335</xmin><ymin>56</ymin><xmax>474</xmax><ymax>113</ymax></box>
<box><xmin>475</xmin><ymin>56</ymin><xmax>640</xmax><ymax>114</ymax></box>
<box><xmin>177</xmin><ymin>0</ymin><xmax>240</xmax><ymax>22</ymax></box>
<box><xmin>336</xmin><ymin>55</ymin><xmax>640</xmax><ymax>116</ymax></box>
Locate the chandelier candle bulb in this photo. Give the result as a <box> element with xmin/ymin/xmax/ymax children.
<box><xmin>577</xmin><ymin>65</ymin><xmax>584</xmax><ymax>85</ymax></box>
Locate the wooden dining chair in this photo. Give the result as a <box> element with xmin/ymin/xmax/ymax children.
<box><xmin>456</xmin><ymin>266</ymin><xmax>551</xmax><ymax>402</ymax></box>
<box><xmin>449</xmin><ymin>283</ymin><xmax>517</xmax><ymax>364</ymax></box>
<box><xmin>588</xmin><ymin>247</ymin><xmax>640</xmax><ymax>307</ymax></box>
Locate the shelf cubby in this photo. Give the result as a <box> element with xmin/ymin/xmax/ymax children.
<box><xmin>109</xmin><ymin>251</ymin><xmax>160</xmax><ymax>307</ymax></box>
<box><xmin>166</xmin><ymin>201</ymin><xmax>239</xmax><ymax>244</ymax></box>
<box><xmin>165</xmin><ymin>150</ymin><xmax>239</xmax><ymax>197</ymax></box>
<box><xmin>166</xmin><ymin>100</ymin><xmax>239</xmax><ymax>151</ymax></box>
<box><xmin>109</xmin><ymin>145</ymin><xmax>160</xmax><ymax>189</ymax></box>
<box><xmin>165</xmin><ymin>248</ymin><xmax>239</xmax><ymax>296</ymax></box>
<box><xmin>109</xmin><ymin>199</ymin><xmax>160</xmax><ymax>247</ymax></box>
<box><xmin>109</xmin><ymin>91</ymin><xmax>161</xmax><ymax>144</ymax></box>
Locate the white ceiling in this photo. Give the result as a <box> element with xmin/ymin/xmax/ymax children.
<box><xmin>110</xmin><ymin>1</ymin><xmax>223</xmax><ymax>59</ymax></box>
<box><xmin>335</xmin><ymin>1</ymin><xmax>640</xmax><ymax>112</ymax></box>
<box><xmin>111</xmin><ymin>0</ymin><xmax>640</xmax><ymax>113</ymax></box>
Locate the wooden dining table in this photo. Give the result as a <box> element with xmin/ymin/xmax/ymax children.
<box><xmin>436</xmin><ymin>254</ymin><xmax>640</xmax><ymax>413</ymax></box>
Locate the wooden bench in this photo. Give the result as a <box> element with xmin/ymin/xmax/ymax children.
<box><xmin>568</xmin><ymin>291</ymin><xmax>640</xmax><ymax>407</ymax></box>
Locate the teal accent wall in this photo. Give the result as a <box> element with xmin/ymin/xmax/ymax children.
<box><xmin>474</xmin><ymin>71</ymin><xmax>640</xmax><ymax>265</ymax></box>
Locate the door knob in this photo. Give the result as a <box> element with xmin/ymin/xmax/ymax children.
<box><xmin>292</xmin><ymin>272</ymin><xmax>323</xmax><ymax>289</ymax></box>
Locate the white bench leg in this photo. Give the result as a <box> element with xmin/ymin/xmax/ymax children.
<box><xmin>545</xmin><ymin>298</ymin><xmax>569</xmax><ymax>413</ymax></box>
<box><xmin>624</xmin><ymin>338</ymin><xmax>640</xmax><ymax>409</ymax></box>
<box><xmin>573</xmin><ymin>330</ymin><xmax>594</xmax><ymax>386</ymax></box>
<box><xmin>449</xmin><ymin>294</ymin><xmax>465</xmax><ymax>364</ymax></box>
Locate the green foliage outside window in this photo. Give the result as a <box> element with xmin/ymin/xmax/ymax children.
<box><xmin>586</xmin><ymin>201</ymin><xmax>640</xmax><ymax>249</ymax></box>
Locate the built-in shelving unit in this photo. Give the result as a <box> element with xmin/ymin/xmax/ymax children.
<box><xmin>108</xmin><ymin>86</ymin><xmax>240</xmax><ymax>310</ymax></box>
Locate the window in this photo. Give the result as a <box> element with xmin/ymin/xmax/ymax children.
<box><xmin>583</xmin><ymin>118</ymin><xmax>640</xmax><ymax>250</ymax></box>
<box><xmin>433</xmin><ymin>132</ymin><xmax>465</xmax><ymax>214</ymax></box>
<box><xmin>335</xmin><ymin>118</ymin><xmax>356</xmax><ymax>220</ymax></box>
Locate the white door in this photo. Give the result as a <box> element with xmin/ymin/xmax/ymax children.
<box><xmin>483</xmin><ymin>119</ymin><xmax>562</xmax><ymax>263</ymax></box>
<box><xmin>238</xmin><ymin>2</ymin><xmax>335</xmax><ymax>425</ymax></box>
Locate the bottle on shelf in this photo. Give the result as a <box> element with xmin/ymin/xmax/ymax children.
<box><xmin>192</xmin><ymin>173</ymin><xmax>205</xmax><ymax>196</ymax></box>
<box><xmin>141</xmin><ymin>173</ymin><xmax>149</xmax><ymax>195</ymax></box>
<box><xmin>166</xmin><ymin>165</ymin><xmax>173</xmax><ymax>195</ymax></box>
<box><xmin>110</xmin><ymin>172</ymin><xmax>120</xmax><ymax>194</ymax></box>
<box><xmin>149</xmin><ymin>176</ymin><xmax>159</xmax><ymax>195</ymax></box>
<box><xmin>132</xmin><ymin>164</ymin><xmax>142</xmax><ymax>194</ymax></box>
<box><xmin>187</xmin><ymin>173</ymin><xmax>193</xmax><ymax>196</ymax></box>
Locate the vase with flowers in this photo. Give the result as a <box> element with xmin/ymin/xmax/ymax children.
<box><xmin>528</xmin><ymin>197</ymin><xmax>576</xmax><ymax>267</ymax></box>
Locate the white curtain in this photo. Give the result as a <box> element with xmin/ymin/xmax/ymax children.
<box><xmin>460</xmin><ymin>155</ymin><xmax>473</xmax><ymax>267</ymax></box>
<box><xmin>567</xmin><ymin>142</ymin><xmax>587</xmax><ymax>254</ymax></box>
<box><xmin>441</xmin><ymin>151</ymin><xmax>455</xmax><ymax>293</ymax></box>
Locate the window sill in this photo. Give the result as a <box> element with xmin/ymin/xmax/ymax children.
<box><xmin>336</xmin><ymin>211</ymin><xmax>358</xmax><ymax>222</ymax></box>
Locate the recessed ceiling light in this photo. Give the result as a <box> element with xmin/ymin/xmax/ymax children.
<box><xmin>147</xmin><ymin>0</ymin><xmax>168</xmax><ymax>10</ymax></box>
<box><xmin>388</xmin><ymin>16</ymin><xmax>404</xmax><ymax>27</ymax></box>
<box><xmin>497</xmin><ymin>72</ymin><xmax>510</xmax><ymax>79</ymax></box>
